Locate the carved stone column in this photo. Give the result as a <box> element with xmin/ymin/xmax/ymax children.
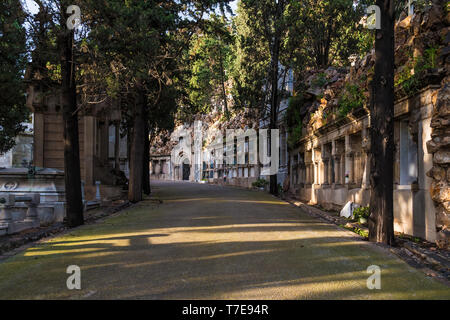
<box><xmin>84</xmin><ymin>116</ymin><xmax>96</xmax><ymax>186</ymax></box>
<box><xmin>33</xmin><ymin>113</ymin><xmax>45</xmax><ymax>167</ymax></box>
<box><xmin>345</xmin><ymin>135</ymin><xmax>354</xmax><ymax>185</ymax></box>
<box><xmin>322</xmin><ymin>158</ymin><xmax>329</xmax><ymax>185</ymax></box>
<box><xmin>361</xmin><ymin>129</ymin><xmax>371</xmax><ymax>189</ymax></box>
<box><xmin>333</xmin><ymin>156</ymin><xmax>339</xmax><ymax>185</ymax></box>
<box><xmin>346</xmin><ymin>152</ymin><xmax>354</xmax><ymax>184</ymax></box>
<box><xmin>0</xmin><ymin>194</ymin><xmax>14</xmax><ymax>228</ymax></box>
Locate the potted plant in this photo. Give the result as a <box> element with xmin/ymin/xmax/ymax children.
<box><xmin>353</xmin><ymin>206</ymin><xmax>370</xmax><ymax>225</ymax></box>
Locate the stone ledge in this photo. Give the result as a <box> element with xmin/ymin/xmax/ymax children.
<box><xmin>400</xmin><ymin>240</ymin><xmax>450</xmax><ymax>273</ymax></box>
<box><xmin>285</xmin><ymin>196</ymin><xmax>368</xmax><ymax>234</ymax></box>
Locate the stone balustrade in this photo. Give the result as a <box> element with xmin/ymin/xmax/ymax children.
<box><xmin>0</xmin><ymin>193</ymin><xmax>41</xmax><ymax>235</ymax></box>
<box><xmin>0</xmin><ymin>192</ymin><xmax>66</xmax><ymax>236</ymax></box>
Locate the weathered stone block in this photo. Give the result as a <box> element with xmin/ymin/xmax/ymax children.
<box><xmin>427</xmin><ymin>140</ymin><xmax>438</xmax><ymax>153</ymax></box>
<box><xmin>398</xmin><ymin>15</ymin><xmax>412</xmax><ymax>29</ymax></box>
<box><xmin>436</xmin><ymin>86</ymin><xmax>450</xmax><ymax>116</ymax></box>
<box><xmin>443</xmin><ymin>201</ymin><xmax>450</xmax><ymax>212</ymax></box>
<box><xmin>436</xmin><ymin>206</ymin><xmax>450</xmax><ymax>227</ymax></box>
<box><xmin>431</xmin><ymin>181</ymin><xmax>450</xmax><ymax>202</ymax></box>
<box><xmin>427</xmin><ymin>166</ymin><xmax>446</xmax><ymax>181</ymax></box>
<box><xmin>422</xmin><ymin>2</ymin><xmax>445</xmax><ymax>31</ymax></box>
<box><xmin>430</xmin><ymin>117</ymin><xmax>450</xmax><ymax>129</ymax></box>
<box><xmin>436</xmin><ymin>228</ymin><xmax>449</xmax><ymax>249</ymax></box>
<box><xmin>434</xmin><ymin>151</ymin><xmax>450</xmax><ymax>164</ymax></box>
<box><xmin>0</xmin><ymin>193</ymin><xmax>15</xmax><ymax>206</ymax></box>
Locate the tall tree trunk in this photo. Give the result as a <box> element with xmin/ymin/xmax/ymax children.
<box><xmin>60</xmin><ymin>8</ymin><xmax>83</xmax><ymax>227</ymax></box>
<box><xmin>219</xmin><ymin>49</ymin><xmax>229</xmax><ymax>118</ymax></box>
<box><xmin>128</xmin><ymin>87</ymin><xmax>146</xmax><ymax>203</ymax></box>
<box><xmin>142</xmin><ymin>106</ymin><xmax>151</xmax><ymax>195</ymax></box>
<box><xmin>368</xmin><ymin>0</ymin><xmax>395</xmax><ymax>245</ymax></box>
<box><xmin>269</xmin><ymin>2</ymin><xmax>284</xmax><ymax>196</ymax></box>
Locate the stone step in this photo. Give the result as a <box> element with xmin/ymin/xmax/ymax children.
<box><xmin>6</xmin><ymin>220</ymin><xmax>40</xmax><ymax>235</ymax></box>
<box><xmin>0</xmin><ymin>225</ymin><xmax>7</xmax><ymax>236</ymax></box>
<box><xmin>85</xmin><ymin>200</ymin><xmax>100</xmax><ymax>211</ymax></box>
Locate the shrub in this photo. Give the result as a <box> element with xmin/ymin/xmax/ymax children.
<box><xmin>252</xmin><ymin>178</ymin><xmax>269</xmax><ymax>188</ymax></box>
<box><xmin>287</xmin><ymin>123</ymin><xmax>302</xmax><ymax>149</ymax></box>
<box><xmin>353</xmin><ymin>206</ymin><xmax>370</xmax><ymax>220</ymax></box>
<box><xmin>395</xmin><ymin>45</ymin><xmax>440</xmax><ymax>96</ymax></box>
<box><xmin>285</xmin><ymin>95</ymin><xmax>304</xmax><ymax>149</ymax></box>
<box><xmin>337</xmin><ymin>83</ymin><xmax>365</xmax><ymax>117</ymax></box>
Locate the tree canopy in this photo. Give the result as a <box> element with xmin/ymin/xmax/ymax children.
<box><xmin>0</xmin><ymin>0</ymin><xmax>29</xmax><ymax>154</ymax></box>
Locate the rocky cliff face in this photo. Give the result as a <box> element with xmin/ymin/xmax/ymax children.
<box><xmin>427</xmin><ymin>11</ymin><xmax>450</xmax><ymax>247</ymax></box>
<box><xmin>424</xmin><ymin>1</ymin><xmax>450</xmax><ymax>249</ymax></box>
<box><xmin>428</xmin><ymin>77</ymin><xmax>450</xmax><ymax>248</ymax></box>
<box><xmin>300</xmin><ymin>1</ymin><xmax>448</xmax><ymax>134</ymax></box>
<box><xmin>295</xmin><ymin>1</ymin><xmax>449</xmax><ymax>247</ymax></box>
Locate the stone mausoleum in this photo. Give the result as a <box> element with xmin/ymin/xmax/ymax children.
<box><xmin>0</xmin><ymin>76</ymin><xmax>130</xmax><ymax>234</ymax></box>
<box><xmin>26</xmin><ymin>82</ymin><xmax>129</xmax><ymax>203</ymax></box>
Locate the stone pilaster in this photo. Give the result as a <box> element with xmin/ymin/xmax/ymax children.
<box><xmin>33</xmin><ymin>113</ymin><xmax>45</xmax><ymax>167</ymax></box>
<box><xmin>84</xmin><ymin>116</ymin><xmax>96</xmax><ymax>186</ymax></box>
<box><xmin>361</xmin><ymin>128</ymin><xmax>371</xmax><ymax>189</ymax></box>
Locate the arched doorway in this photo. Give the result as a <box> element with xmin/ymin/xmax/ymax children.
<box><xmin>182</xmin><ymin>159</ymin><xmax>190</xmax><ymax>181</ymax></box>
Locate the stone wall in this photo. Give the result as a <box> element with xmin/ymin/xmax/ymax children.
<box><xmin>428</xmin><ymin>71</ymin><xmax>450</xmax><ymax>249</ymax></box>
<box><xmin>424</xmin><ymin>2</ymin><xmax>450</xmax><ymax>249</ymax></box>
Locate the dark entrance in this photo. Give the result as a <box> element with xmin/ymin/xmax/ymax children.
<box><xmin>182</xmin><ymin>163</ymin><xmax>190</xmax><ymax>181</ymax></box>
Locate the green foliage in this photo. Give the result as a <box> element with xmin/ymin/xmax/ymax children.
<box><xmin>395</xmin><ymin>66</ymin><xmax>417</xmax><ymax>95</ymax></box>
<box><xmin>337</xmin><ymin>83</ymin><xmax>365</xmax><ymax>117</ymax></box>
<box><xmin>294</xmin><ymin>0</ymin><xmax>373</xmax><ymax>68</ymax></box>
<box><xmin>395</xmin><ymin>45</ymin><xmax>440</xmax><ymax>96</ymax></box>
<box><xmin>252</xmin><ymin>178</ymin><xmax>269</xmax><ymax>188</ymax></box>
<box><xmin>322</xmin><ymin>109</ymin><xmax>333</xmax><ymax>120</ymax></box>
<box><xmin>340</xmin><ymin>223</ymin><xmax>369</xmax><ymax>238</ymax></box>
<box><xmin>82</xmin><ymin>0</ymin><xmax>233</xmax><ymax>135</ymax></box>
<box><xmin>288</xmin><ymin>124</ymin><xmax>303</xmax><ymax>149</ymax></box>
<box><xmin>353</xmin><ymin>29</ymin><xmax>374</xmax><ymax>60</ymax></box>
<box><xmin>231</xmin><ymin>0</ymin><xmax>272</xmax><ymax>111</ymax></box>
<box><xmin>45</xmin><ymin>62</ymin><xmax>61</xmax><ymax>82</ymax></box>
<box><xmin>313</xmin><ymin>73</ymin><xmax>327</xmax><ymax>88</ymax></box>
<box><xmin>0</xmin><ymin>0</ymin><xmax>29</xmax><ymax>154</ymax></box>
<box><xmin>232</xmin><ymin>0</ymin><xmax>372</xmax><ymax>122</ymax></box>
<box><xmin>285</xmin><ymin>95</ymin><xmax>304</xmax><ymax>149</ymax></box>
<box><xmin>353</xmin><ymin>206</ymin><xmax>370</xmax><ymax>220</ymax></box>
<box><xmin>187</xmin><ymin>15</ymin><xmax>234</xmax><ymax>115</ymax></box>
<box><xmin>424</xmin><ymin>46</ymin><xmax>439</xmax><ymax>69</ymax></box>
<box><xmin>353</xmin><ymin>227</ymin><xmax>369</xmax><ymax>238</ymax></box>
